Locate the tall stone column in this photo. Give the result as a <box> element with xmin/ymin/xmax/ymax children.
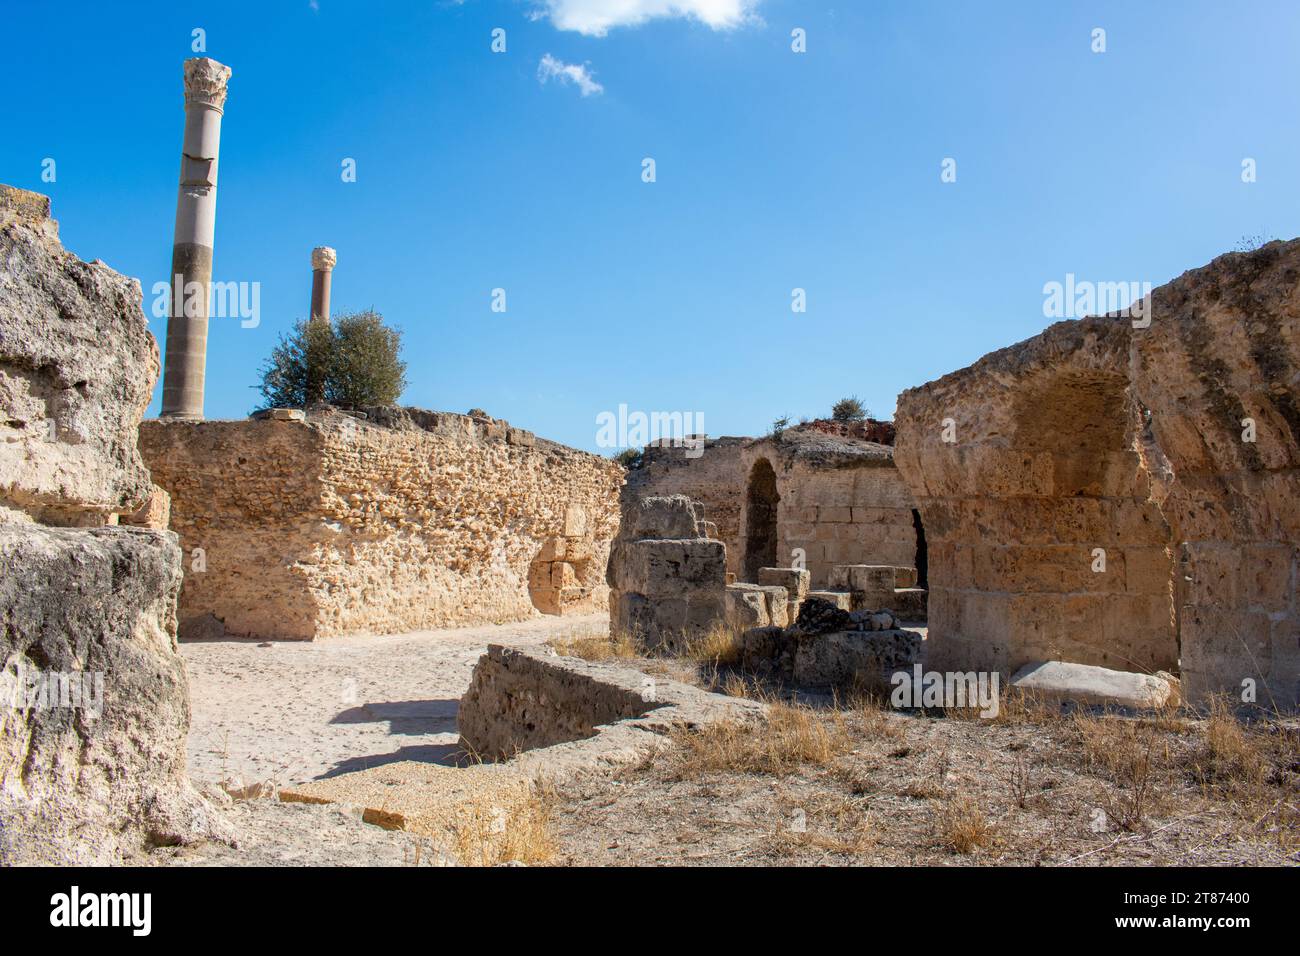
<box><xmin>310</xmin><ymin>246</ymin><xmax>336</xmax><ymax>322</ymax></box>
<box><xmin>160</xmin><ymin>57</ymin><xmax>232</xmax><ymax>420</ymax></box>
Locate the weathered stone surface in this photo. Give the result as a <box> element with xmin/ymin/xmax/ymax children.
<box><xmin>628</xmin><ymin>424</ymin><xmax>922</xmax><ymax>593</ymax></box>
<box><xmin>612</xmin><ymin>539</ymin><xmax>727</xmax><ymax>594</ymax></box>
<box><xmin>725</xmin><ymin>582</ymin><xmax>788</xmax><ymax>629</ymax></box>
<box><xmin>0</xmin><ymin>187</ymin><xmax>227</xmax><ymax>865</ymax></box>
<box><xmin>792</xmin><ymin>629</ymin><xmax>923</xmax><ymax>687</ymax></box>
<box><xmin>458</xmin><ymin>645</ymin><xmax>766</xmax><ymax>779</ymax></box>
<box><xmin>896</xmin><ymin>240</ymin><xmax>1300</xmax><ymax>707</ymax></box>
<box><xmin>792</xmin><ymin>596</ymin><xmax>855</xmax><ymax>635</ymax></box>
<box><xmin>1010</xmin><ymin>660</ymin><xmax>1173</xmax><ymax>710</ymax></box>
<box><xmin>0</xmin><ymin>525</ymin><xmax>230</xmax><ymax>863</ymax></box>
<box><xmin>805</xmin><ymin>589</ymin><xmax>852</xmax><ymax>611</ymax></box>
<box><xmin>758</xmin><ymin>566</ymin><xmax>810</xmax><ymax>600</ymax></box>
<box><xmin>606</xmin><ymin>494</ymin><xmax>730</xmax><ymax>649</ymax></box>
<box><xmin>140</xmin><ymin>407</ymin><xmax>624</xmax><ymax>639</ymax></box>
<box><xmin>895</xmin><ymin>320</ymin><xmax>1174</xmax><ymax>676</ymax></box>
<box><xmin>0</xmin><ymin>185</ymin><xmax>157</xmax><ymax>524</ymax></box>
<box><xmin>120</xmin><ymin>483</ymin><xmax>171</xmax><ymax>531</ymax></box>
<box><xmin>280</xmin><ymin>761</ymin><xmax>533</xmax><ymax>863</ymax></box>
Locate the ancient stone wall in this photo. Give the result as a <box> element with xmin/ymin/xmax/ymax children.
<box><xmin>631</xmin><ymin>425</ymin><xmax>919</xmax><ymax>590</ymax></box>
<box><xmin>895</xmin><ymin>240</ymin><xmax>1300</xmax><ymax>708</ymax></box>
<box><xmin>139</xmin><ymin>407</ymin><xmax>625</xmax><ymax>640</ymax></box>
<box><xmin>0</xmin><ymin>186</ymin><xmax>227</xmax><ymax>863</ymax></box>
<box><xmin>895</xmin><ymin>320</ymin><xmax>1177</xmax><ymax>678</ymax></box>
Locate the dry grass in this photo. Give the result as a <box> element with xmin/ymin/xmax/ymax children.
<box><xmin>448</xmin><ymin>786</ymin><xmax>558</xmax><ymax>867</ymax></box>
<box><xmin>934</xmin><ymin>794</ymin><xmax>993</xmax><ymax>854</ymax></box>
<box><xmin>548</xmin><ymin>630</ymin><xmax>639</xmax><ymax>661</ymax></box>
<box><xmin>680</xmin><ymin>622</ymin><xmax>744</xmax><ymax>666</ymax></box>
<box><xmin>668</xmin><ymin>701</ymin><xmax>852</xmax><ymax>778</ymax></box>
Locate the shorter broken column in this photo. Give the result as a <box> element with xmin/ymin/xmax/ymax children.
<box><xmin>310</xmin><ymin>246</ymin><xmax>336</xmax><ymax>322</ymax></box>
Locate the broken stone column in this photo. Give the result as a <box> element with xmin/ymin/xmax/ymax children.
<box><xmin>310</xmin><ymin>246</ymin><xmax>336</xmax><ymax>322</ymax></box>
<box><xmin>160</xmin><ymin>57</ymin><xmax>232</xmax><ymax>420</ymax></box>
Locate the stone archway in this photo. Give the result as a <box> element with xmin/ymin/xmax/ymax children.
<box><xmin>742</xmin><ymin>458</ymin><xmax>779</xmax><ymax>582</ymax></box>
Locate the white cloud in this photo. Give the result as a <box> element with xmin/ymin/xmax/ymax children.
<box><xmin>533</xmin><ymin>0</ymin><xmax>762</xmax><ymax>37</ymax></box>
<box><xmin>537</xmin><ymin>53</ymin><xmax>605</xmax><ymax>96</ymax></box>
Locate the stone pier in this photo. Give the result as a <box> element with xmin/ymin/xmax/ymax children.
<box><xmin>310</xmin><ymin>246</ymin><xmax>336</xmax><ymax>322</ymax></box>
<box><xmin>160</xmin><ymin>57</ymin><xmax>231</xmax><ymax>420</ymax></box>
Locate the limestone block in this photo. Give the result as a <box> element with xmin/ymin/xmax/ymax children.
<box><xmin>1009</xmin><ymin>660</ymin><xmax>1173</xmax><ymax>710</ymax></box>
<box><xmin>894</xmin><ymin>567</ymin><xmax>918</xmax><ymax>588</ymax></box>
<box><xmin>758</xmin><ymin>566</ymin><xmax>810</xmax><ymax>601</ymax></box>
<box><xmin>830</xmin><ymin>564</ymin><xmax>896</xmax><ymax>595</ymax></box>
<box><xmin>621</xmin><ymin>495</ymin><xmax>702</xmax><ymax>540</ymax></box>
<box><xmin>613</xmin><ymin>539</ymin><xmax>726</xmax><ymax>595</ymax></box>
<box><xmin>806</xmin><ymin>589</ymin><xmax>852</xmax><ymax>611</ymax></box>
<box><xmin>551</xmin><ymin>561</ymin><xmax>577</xmax><ymax>589</ymax></box>
<box><xmin>726</xmin><ymin>583</ymin><xmax>788</xmax><ymax>629</ymax></box>
<box><xmin>793</xmin><ymin>629</ymin><xmax>923</xmax><ymax>687</ymax></box>
<box><xmin>563</xmin><ymin>503</ymin><xmax>586</xmax><ymax>537</ymax></box>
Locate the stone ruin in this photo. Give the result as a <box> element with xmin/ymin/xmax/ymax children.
<box><xmin>0</xmin><ymin>185</ymin><xmax>229</xmax><ymax>862</ymax></box>
<box><xmin>607</xmin><ymin>493</ymin><xmax>925</xmax><ymax>687</ymax></box>
<box><xmin>895</xmin><ymin>241</ymin><xmax>1300</xmax><ymax>709</ymax></box>
<box><xmin>628</xmin><ymin>422</ymin><xmax>928</xmax><ymax>621</ymax></box>
<box><xmin>139</xmin><ymin>407</ymin><xmax>624</xmax><ymax>640</ymax></box>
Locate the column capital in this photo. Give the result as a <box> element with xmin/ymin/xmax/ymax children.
<box><xmin>183</xmin><ymin>57</ymin><xmax>232</xmax><ymax>111</ymax></box>
<box><xmin>311</xmin><ymin>246</ymin><xmax>338</xmax><ymax>271</ymax></box>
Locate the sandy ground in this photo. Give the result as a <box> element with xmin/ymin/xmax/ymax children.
<box><xmin>181</xmin><ymin>613</ymin><xmax>609</xmax><ymax>789</ymax></box>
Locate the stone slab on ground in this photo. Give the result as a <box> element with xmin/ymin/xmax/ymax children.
<box><xmin>1010</xmin><ymin>660</ymin><xmax>1173</xmax><ymax>710</ymax></box>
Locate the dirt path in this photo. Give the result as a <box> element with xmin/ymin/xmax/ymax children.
<box><xmin>181</xmin><ymin>613</ymin><xmax>608</xmax><ymax>789</ymax></box>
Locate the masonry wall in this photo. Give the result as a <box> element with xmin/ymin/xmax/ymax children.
<box><xmin>630</xmin><ymin>426</ymin><xmax>918</xmax><ymax>590</ymax></box>
<box><xmin>894</xmin><ymin>238</ymin><xmax>1300</xmax><ymax>707</ymax></box>
<box><xmin>139</xmin><ymin>408</ymin><xmax>624</xmax><ymax>640</ymax></box>
<box><xmin>895</xmin><ymin>320</ymin><xmax>1178</xmax><ymax>678</ymax></box>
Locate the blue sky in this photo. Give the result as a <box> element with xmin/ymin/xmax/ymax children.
<box><xmin>2</xmin><ymin>0</ymin><xmax>1297</xmax><ymax>452</ymax></box>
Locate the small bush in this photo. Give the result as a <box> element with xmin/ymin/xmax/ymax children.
<box><xmin>831</xmin><ymin>396</ymin><xmax>869</xmax><ymax>421</ymax></box>
<box><xmin>256</xmin><ymin>310</ymin><xmax>407</xmax><ymax>410</ymax></box>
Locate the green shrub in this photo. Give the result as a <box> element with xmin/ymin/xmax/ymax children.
<box><xmin>256</xmin><ymin>310</ymin><xmax>407</xmax><ymax>410</ymax></box>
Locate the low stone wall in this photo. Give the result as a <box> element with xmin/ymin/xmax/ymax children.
<box><xmin>139</xmin><ymin>407</ymin><xmax>624</xmax><ymax>640</ymax></box>
<box><xmin>458</xmin><ymin>644</ymin><xmax>767</xmax><ymax>778</ymax></box>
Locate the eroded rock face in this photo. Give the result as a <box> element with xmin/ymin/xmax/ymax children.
<box><xmin>0</xmin><ymin>185</ymin><xmax>225</xmax><ymax>862</ymax></box>
<box><xmin>0</xmin><ymin>526</ymin><xmax>229</xmax><ymax>863</ymax></box>
<box><xmin>895</xmin><ymin>240</ymin><xmax>1300</xmax><ymax>707</ymax></box>
<box><xmin>0</xmin><ymin>185</ymin><xmax>157</xmax><ymax>525</ymax></box>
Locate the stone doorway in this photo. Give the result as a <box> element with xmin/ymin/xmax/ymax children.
<box><xmin>742</xmin><ymin>458</ymin><xmax>779</xmax><ymax>582</ymax></box>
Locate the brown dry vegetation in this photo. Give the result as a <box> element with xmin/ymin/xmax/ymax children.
<box><xmin>547</xmin><ymin>688</ymin><xmax>1299</xmax><ymax>866</ymax></box>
